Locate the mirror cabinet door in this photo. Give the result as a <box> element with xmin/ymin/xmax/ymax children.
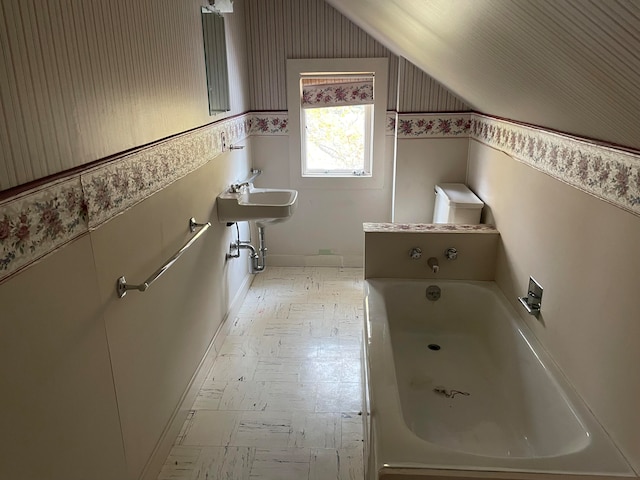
<box><xmin>201</xmin><ymin>10</ymin><xmax>230</xmax><ymax>114</ymax></box>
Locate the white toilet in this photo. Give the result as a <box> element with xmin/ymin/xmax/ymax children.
<box><xmin>433</xmin><ymin>183</ymin><xmax>484</xmax><ymax>224</ymax></box>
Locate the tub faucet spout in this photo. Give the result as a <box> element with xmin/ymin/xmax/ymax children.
<box><xmin>427</xmin><ymin>257</ymin><xmax>439</xmax><ymax>273</ymax></box>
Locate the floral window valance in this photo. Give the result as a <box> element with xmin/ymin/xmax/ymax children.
<box><xmin>301</xmin><ymin>76</ymin><xmax>374</xmax><ymax>109</ymax></box>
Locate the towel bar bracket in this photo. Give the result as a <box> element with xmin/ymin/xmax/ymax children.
<box><xmin>189</xmin><ymin>217</ymin><xmax>208</xmax><ymax>232</ymax></box>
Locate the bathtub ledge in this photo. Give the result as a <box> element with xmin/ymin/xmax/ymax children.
<box><xmin>363</xmin><ymin>223</ymin><xmax>498</xmax><ymax>233</ymax></box>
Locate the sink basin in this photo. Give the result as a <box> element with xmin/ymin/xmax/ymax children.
<box><xmin>217</xmin><ymin>187</ymin><xmax>298</xmax><ymax>226</ymax></box>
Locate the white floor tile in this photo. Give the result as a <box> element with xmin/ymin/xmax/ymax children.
<box><xmin>232</xmin><ymin>412</ymin><xmax>293</xmax><ymax>448</ymax></box>
<box><xmin>159</xmin><ymin>267</ymin><xmax>366</xmax><ymax>480</ymax></box>
<box><xmin>229</xmin><ymin>315</ymin><xmax>269</xmax><ymax>336</ymax></box>
<box><xmin>197</xmin><ymin>447</ymin><xmax>255</xmax><ymax>480</ymax></box>
<box><xmin>262</xmin><ymin>382</ymin><xmax>318</xmax><ymax>412</ymax></box>
<box><xmin>158</xmin><ymin>446</ymin><xmax>201</xmax><ymax>480</ymax></box>
<box><xmin>192</xmin><ymin>382</ymin><xmax>226</xmax><ymax>410</ymax></box>
<box><xmin>219</xmin><ymin>381</ymin><xmax>267</xmax><ymax>411</ymax></box>
<box><xmin>182</xmin><ymin>410</ymin><xmax>240</xmax><ymax>446</ymax></box>
<box><xmin>315</xmin><ymin>382</ymin><xmax>362</xmax><ymax>413</ymax></box>
<box><xmin>340</xmin><ymin>413</ymin><xmax>364</xmax><ymax>449</ymax></box>
<box><xmin>289</xmin><ymin>413</ymin><xmax>341</xmax><ymax>448</ymax></box>
<box><xmin>254</xmin><ymin>358</ymin><xmax>302</xmax><ymax>382</ymax></box>
<box><xmin>276</xmin><ymin>337</ymin><xmax>320</xmax><ymax>359</ymax></box>
<box><xmin>300</xmin><ymin>360</ymin><xmax>342</xmax><ymax>383</ymax></box>
<box><xmin>207</xmin><ymin>356</ymin><xmax>258</xmax><ymax>382</ymax></box>
<box><xmin>249</xmin><ymin>448</ymin><xmax>310</xmax><ymax>480</ymax></box>
<box><xmin>310</xmin><ymin>448</ymin><xmax>364</xmax><ymax>480</ymax></box>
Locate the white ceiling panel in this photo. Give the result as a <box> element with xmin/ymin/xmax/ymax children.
<box><xmin>326</xmin><ymin>0</ymin><xmax>640</xmax><ymax>149</ymax></box>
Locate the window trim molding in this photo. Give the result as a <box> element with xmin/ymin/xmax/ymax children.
<box><xmin>286</xmin><ymin>58</ymin><xmax>389</xmax><ymax>189</ymax></box>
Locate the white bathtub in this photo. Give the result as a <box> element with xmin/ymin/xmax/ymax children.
<box><xmin>363</xmin><ymin>279</ymin><xmax>633</xmax><ymax>479</ymax></box>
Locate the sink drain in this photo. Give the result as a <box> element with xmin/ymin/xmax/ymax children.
<box><xmin>428</xmin><ymin>344</ymin><xmax>441</xmax><ymax>351</ymax></box>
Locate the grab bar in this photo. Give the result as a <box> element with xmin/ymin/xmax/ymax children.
<box><xmin>116</xmin><ymin>217</ymin><xmax>211</xmax><ymax>299</ymax></box>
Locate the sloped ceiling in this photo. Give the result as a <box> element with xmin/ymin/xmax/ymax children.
<box><xmin>326</xmin><ymin>0</ymin><xmax>640</xmax><ymax>150</ymax></box>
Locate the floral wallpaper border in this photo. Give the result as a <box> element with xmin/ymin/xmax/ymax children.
<box><xmin>3</xmin><ymin>110</ymin><xmax>640</xmax><ymax>283</ymax></box>
<box><xmin>0</xmin><ymin>177</ymin><xmax>88</xmax><ymax>280</ymax></box>
<box><xmin>0</xmin><ymin>114</ymin><xmax>251</xmax><ymax>283</ymax></box>
<box><xmin>395</xmin><ymin>113</ymin><xmax>472</xmax><ymax>138</ymax></box>
<box><xmin>250</xmin><ymin>112</ymin><xmax>289</xmax><ymax>135</ymax></box>
<box><xmin>83</xmin><ymin>114</ymin><xmax>250</xmax><ymax>228</ymax></box>
<box><xmin>302</xmin><ymin>81</ymin><xmax>374</xmax><ymax>108</ymax></box>
<box><xmin>471</xmin><ymin>115</ymin><xmax>640</xmax><ymax>216</ymax></box>
<box><xmin>244</xmin><ymin>112</ymin><xmax>473</xmax><ymax>139</ymax></box>
<box><xmin>363</xmin><ymin>222</ymin><xmax>498</xmax><ymax>233</ymax></box>
<box><xmin>249</xmin><ymin>111</ymin><xmax>403</xmax><ymax>136</ymax></box>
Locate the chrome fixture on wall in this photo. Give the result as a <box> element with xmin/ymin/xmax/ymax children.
<box><xmin>427</xmin><ymin>257</ymin><xmax>439</xmax><ymax>273</ymax></box>
<box><xmin>230</xmin><ymin>168</ymin><xmax>262</xmax><ymax>193</ymax></box>
<box><xmin>116</xmin><ymin>217</ymin><xmax>211</xmax><ymax>298</ymax></box>
<box><xmin>409</xmin><ymin>247</ymin><xmax>422</xmax><ymax>259</ymax></box>
<box><xmin>227</xmin><ymin>223</ymin><xmax>267</xmax><ymax>274</ymax></box>
<box><xmin>518</xmin><ymin>276</ymin><xmax>543</xmax><ymax>317</ymax></box>
<box><xmin>444</xmin><ymin>247</ymin><xmax>458</xmax><ymax>260</ymax></box>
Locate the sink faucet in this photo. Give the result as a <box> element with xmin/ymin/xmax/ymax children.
<box><xmin>230</xmin><ymin>168</ymin><xmax>263</xmax><ymax>193</ymax></box>
<box><xmin>230</xmin><ymin>181</ymin><xmax>252</xmax><ymax>193</ymax></box>
<box><xmin>427</xmin><ymin>257</ymin><xmax>439</xmax><ymax>273</ymax></box>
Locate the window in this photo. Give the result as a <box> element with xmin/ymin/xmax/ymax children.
<box><xmin>301</xmin><ymin>76</ymin><xmax>374</xmax><ymax>177</ymax></box>
<box><xmin>287</xmin><ymin>58</ymin><xmax>388</xmax><ymax>189</ymax></box>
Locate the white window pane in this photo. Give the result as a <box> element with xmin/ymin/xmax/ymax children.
<box><xmin>303</xmin><ymin>105</ymin><xmax>371</xmax><ymax>174</ymax></box>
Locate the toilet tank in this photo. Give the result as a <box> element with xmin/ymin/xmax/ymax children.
<box><xmin>433</xmin><ymin>183</ymin><xmax>484</xmax><ymax>224</ymax></box>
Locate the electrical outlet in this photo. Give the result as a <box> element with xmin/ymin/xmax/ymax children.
<box><xmin>221</xmin><ymin>131</ymin><xmax>227</xmax><ymax>152</ymax></box>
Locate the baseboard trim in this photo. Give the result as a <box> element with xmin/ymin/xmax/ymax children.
<box><xmin>267</xmin><ymin>254</ymin><xmax>363</xmax><ymax>268</ymax></box>
<box><xmin>139</xmin><ymin>271</ymin><xmax>254</xmax><ymax>480</ymax></box>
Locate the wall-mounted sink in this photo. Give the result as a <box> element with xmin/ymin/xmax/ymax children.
<box><xmin>217</xmin><ymin>187</ymin><xmax>298</xmax><ymax>226</ymax></box>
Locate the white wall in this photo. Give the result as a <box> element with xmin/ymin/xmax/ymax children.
<box><xmin>467</xmin><ymin>140</ymin><xmax>640</xmax><ymax>473</ymax></box>
<box><xmin>252</xmin><ymin>134</ymin><xmax>394</xmax><ymax>266</ymax></box>
<box><xmin>0</xmin><ymin>1</ymin><xmax>255</xmax><ymax>479</ymax></box>
<box><xmin>393</xmin><ymin>138</ymin><xmax>469</xmax><ymax>223</ymax></box>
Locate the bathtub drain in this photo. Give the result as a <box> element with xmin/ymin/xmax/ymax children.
<box><xmin>427</xmin><ymin>344</ymin><xmax>441</xmax><ymax>351</ymax></box>
<box><xmin>425</xmin><ymin>285</ymin><xmax>441</xmax><ymax>301</ymax></box>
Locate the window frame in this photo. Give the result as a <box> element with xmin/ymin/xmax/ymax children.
<box><xmin>286</xmin><ymin>58</ymin><xmax>388</xmax><ymax>189</ymax></box>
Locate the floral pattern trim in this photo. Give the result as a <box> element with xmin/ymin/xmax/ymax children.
<box><xmin>0</xmin><ymin>114</ymin><xmax>251</xmax><ymax>283</ymax></box>
<box><xmin>363</xmin><ymin>223</ymin><xmax>498</xmax><ymax>233</ymax></box>
<box><xmin>302</xmin><ymin>81</ymin><xmax>374</xmax><ymax>108</ymax></box>
<box><xmin>250</xmin><ymin>113</ymin><xmax>289</xmax><ymax>135</ymax></box>
<box><xmin>471</xmin><ymin>115</ymin><xmax>640</xmax><ymax>217</ymax></box>
<box><xmin>83</xmin><ymin>114</ymin><xmax>251</xmax><ymax>228</ymax></box>
<box><xmin>386</xmin><ymin>112</ymin><xmax>397</xmax><ymax>135</ymax></box>
<box><xmin>396</xmin><ymin>114</ymin><xmax>472</xmax><ymax>138</ymax></box>
<box><xmin>5</xmin><ymin>109</ymin><xmax>640</xmax><ymax>283</ymax></box>
<box><xmin>0</xmin><ymin>178</ymin><xmax>88</xmax><ymax>279</ymax></box>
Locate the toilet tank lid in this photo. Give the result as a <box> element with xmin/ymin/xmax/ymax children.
<box><xmin>435</xmin><ymin>183</ymin><xmax>484</xmax><ymax>208</ymax></box>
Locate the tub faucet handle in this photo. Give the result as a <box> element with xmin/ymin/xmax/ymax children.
<box><xmin>427</xmin><ymin>257</ymin><xmax>439</xmax><ymax>273</ymax></box>
<box><xmin>444</xmin><ymin>247</ymin><xmax>458</xmax><ymax>260</ymax></box>
<box><xmin>409</xmin><ymin>247</ymin><xmax>422</xmax><ymax>259</ymax></box>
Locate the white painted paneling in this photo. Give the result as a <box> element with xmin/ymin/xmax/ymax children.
<box><xmin>326</xmin><ymin>0</ymin><xmax>640</xmax><ymax>150</ymax></box>
<box><xmin>244</xmin><ymin>0</ymin><xmax>399</xmax><ymax>111</ymax></box>
<box><xmin>399</xmin><ymin>58</ymin><xmax>470</xmax><ymax>112</ymax></box>
<box><xmin>0</xmin><ymin>0</ymin><xmax>249</xmax><ymax>191</ymax></box>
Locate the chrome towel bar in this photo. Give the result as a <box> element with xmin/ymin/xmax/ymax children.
<box><xmin>116</xmin><ymin>217</ymin><xmax>211</xmax><ymax>299</ymax></box>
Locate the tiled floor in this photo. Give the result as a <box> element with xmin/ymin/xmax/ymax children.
<box><xmin>158</xmin><ymin>267</ymin><xmax>365</xmax><ymax>480</ymax></box>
